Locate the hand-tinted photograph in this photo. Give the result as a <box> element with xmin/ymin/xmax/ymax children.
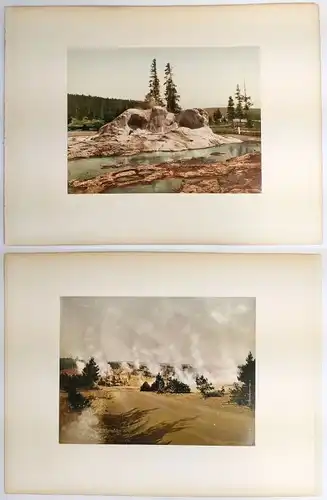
<box><xmin>60</xmin><ymin>297</ymin><xmax>256</xmax><ymax>445</ymax></box>
<box><xmin>67</xmin><ymin>47</ymin><xmax>261</xmax><ymax>194</ymax></box>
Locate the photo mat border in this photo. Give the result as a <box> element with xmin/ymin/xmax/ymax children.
<box><xmin>4</xmin><ymin>252</ymin><xmax>322</xmax><ymax>497</ymax></box>
<box><xmin>1</xmin><ymin>0</ymin><xmax>327</xmax><ymax>500</ymax></box>
<box><xmin>3</xmin><ymin>2</ymin><xmax>323</xmax><ymax>246</ymax></box>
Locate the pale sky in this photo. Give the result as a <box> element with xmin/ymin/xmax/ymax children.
<box><xmin>68</xmin><ymin>47</ymin><xmax>260</xmax><ymax>109</ymax></box>
<box><xmin>60</xmin><ymin>297</ymin><xmax>255</xmax><ymax>385</ymax></box>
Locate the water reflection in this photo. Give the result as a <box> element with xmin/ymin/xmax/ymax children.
<box><xmin>68</xmin><ymin>142</ymin><xmax>261</xmax><ymax>182</ymax></box>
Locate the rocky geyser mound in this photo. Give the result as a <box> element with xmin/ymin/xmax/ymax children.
<box><xmin>68</xmin><ymin>107</ymin><xmax>242</xmax><ymax>160</ymax></box>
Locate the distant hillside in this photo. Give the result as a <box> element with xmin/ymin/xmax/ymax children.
<box><xmin>205</xmin><ymin>107</ymin><xmax>261</xmax><ymax>120</ymax></box>
<box><xmin>68</xmin><ymin>94</ymin><xmax>261</xmax><ymax>125</ymax></box>
<box><xmin>67</xmin><ymin>93</ymin><xmax>145</xmax><ymax>123</ymax></box>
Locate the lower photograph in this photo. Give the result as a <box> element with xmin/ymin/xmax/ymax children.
<box><xmin>59</xmin><ymin>296</ymin><xmax>255</xmax><ymax>446</ymax></box>
<box><xmin>4</xmin><ymin>252</ymin><xmax>322</xmax><ymax>496</ymax></box>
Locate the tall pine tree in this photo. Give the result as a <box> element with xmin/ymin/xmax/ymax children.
<box><xmin>235</xmin><ymin>84</ymin><xmax>243</xmax><ymax>119</ymax></box>
<box><xmin>82</xmin><ymin>357</ymin><xmax>100</xmax><ymax>388</ymax></box>
<box><xmin>145</xmin><ymin>58</ymin><xmax>163</xmax><ymax>106</ymax></box>
<box><xmin>229</xmin><ymin>351</ymin><xmax>255</xmax><ymax>409</ymax></box>
<box><xmin>213</xmin><ymin>108</ymin><xmax>222</xmax><ymax>123</ymax></box>
<box><xmin>164</xmin><ymin>63</ymin><xmax>181</xmax><ymax>113</ymax></box>
<box><xmin>241</xmin><ymin>84</ymin><xmax>253</xmax><ymax>127</ymax></box>
<box><xmin>227</xmin><ymin>96</ymin><xmax>235</xmax><ymax>122</ymax></box>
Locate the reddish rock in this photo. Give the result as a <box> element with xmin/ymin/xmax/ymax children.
<box><xmin>68</xmin><ymin>152</ymin><xmax>261</xmax><ymax>194</ymax></box>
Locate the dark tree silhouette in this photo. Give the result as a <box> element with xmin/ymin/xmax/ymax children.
<box><xmin>161</xmin><ymin>363</ymin><xmax>175</xmax><ymax>380</ymax></box>
<box><xmin>164</xmin><ymin>63</ymin><xmax>181</xmax><ymax>113</ymax></box>
<box><xmin>145</xmin><ymin>58</ymin><xmax>163</xmax><ymax>106</ymax></box>
<box><xmin>139</xmin><ymin>364</ymin><xmax>152</xmax><ymax>377</ymax></box>
<box><xmin>140</xmin><ymin>381</ymin><xmax>152</xmax><ymax>392</ymax></box>
<box><xmin>213</xmin><ymin>108</ymin><xmax>222</xmax><ymax>123</ymax></box>
<box><xmin>229</xmin><ymin>351</ymin><xmax>255</xmax><ymax>409</ymax></box>
<box><xmin>227</xmin><ymin>96</ymin><xmax>235</xmax><ymax>122</ymax></box>
<box><xmin>60</xmin><ymin>357</ymin><xmax>77</xmax><ymax>370</ymax></box>
<box><xmin>241</xmin><ymin>88</ymin><xmax>254</xmax><ymax>127</ymax></box>
<box><xmin>67</xmin><ymin>94</ymin><xmax>144</xmax><ymax>126</ymax></box>
<box><xmin>108</xmin><ymin>361</ymin><xmax>121</xmax><ymax>370</ymax></box>
<box><xmin>82</xmin><ymin>357</ymin><xmax>100</xmax><ymax>388</ymax></box>
<box><xmin>165</xmin><ymin>378</ymin><xmax>191</xmax><ymax>394</ymax></box>
<box><xmin>195</xmin><ymin>374</ymin><xmax>215</xmax><ymax>397</ymax></box>
<box><xmin>151</xmin><ymin>373</ymin><xmax>165</xmax><ymax>393</ymax></box>
<box><xmin>60</xmin><ymin>372</ymin><xmax>85</xmax><ymax>392</ymax></box>
<box><xmin>67</xmin><ymin>388</ymin><xmax>91</xmax><ymax>411</ymax></box>
<box><xmin>235</xmin><ymin>84</ymin><xmax>244</xmax><ymax>119</ymax></box>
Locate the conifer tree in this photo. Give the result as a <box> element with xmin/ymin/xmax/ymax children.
<box><xmin>145</xmin><ymin>58</ymin><xmax>163</xmax><ymax>106</ymax></box>
<box><xmin>229</xmin><ymin>351</ymin><xmax>255</xmax><ymax>409</ymax></box>
<box><xmin>164</xmin><ymin>63</ymin><xmax>181</xmax><ymax>113</ymax></box>
<box><xmin>235</xmin><ymin>84</ymin><xmax>243</xmax><ymax>119</ymax></box>
<box><xmin>213</xmin><ymin>108</ymin><xmax>222</xmax><ymax>123</ymax></box>
<box><xmin>82</xmin><ymin>357</ymin><xmax>100</xmax><ymax>388</ymax></box>
<box><xmin>241</xmin><ymin>85</ymin><xmax>254</xmax><ymax>127</ymax></box>
<box><xmin>227</xmin><ymin>96</ymin><xmax>235</xmax><ymax>122</ymax></box>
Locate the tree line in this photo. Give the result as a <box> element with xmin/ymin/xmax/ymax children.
<box><xmin>67</xmin><ymin>94</ymin><xmax>145</xmax><ymax>131</ymax></box>
<box><xmin>139</xmin><ymin>351</ymin><xmax>255</xmax><ymax>408</ymax></box>
<box><xmin>60</xmin><ymin>351</ymin><xmax>255</xmax><ymax>411</ymax></box>
<box><xmin>226</xmin><ymin>84</ymin><xmax>254</xmax><ymax>125</ymax></box>
<box><xmin>210</xmin><ymin>84</ymin><xmax>255</xmax><ymax>127</ymax></box>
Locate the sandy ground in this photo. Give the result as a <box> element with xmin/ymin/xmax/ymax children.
<box><xmin>60</xmin><ymin>387</ymin><xmax>254</xmax><ymax>446</ymax></box>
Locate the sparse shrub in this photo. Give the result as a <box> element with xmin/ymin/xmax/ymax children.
<box><xmin>161</xmin><ymin>364</ymin><xmax>175</xmax><ymax>380</ymax></box>
<box><xmin>108</xmin><ymin>361</ymin><xmax>121</xmax><ymax>370</ymax></box>
<box><xmin>67</xmin><ymin>388</ymin><xmax>91</xmax><ymax>411</ymax></box>
<box><xmin>229</xmin><ymin>383</ymin><xmax>249</xmax><ymax>406</ymax></box>
<box><xmin>205</xmin><ymin>389</ymin><xmax>224</xmax><ymax>398</ymax></box>
<box><xmin>140</xmin><ymin>364</ymin><xmax>152</xmax><ymax>377</ymax></box>
<box><xmin>151</xmin><ymin>373</ymin><xmax>165</xmax><ymax>393</ymax></box>
<box><xmin>110</xmin><ymin>374</ymin><xmax>125</xmax><ymax>386</ymax></box>
<box><xmin>140</xmin><ymin>381</ymin><xmax>152</xmax><ymax>392</ymax></box>
<box><xmin>165</xmin><ymin>377</ymin><xmax>191</xmax><ymax>394</ymax></box>
<box><xmin>195</xmin><ymin>374</ymin><xmax>215</xmax><ymax>398</ymax></box>
<box><xmin>60</xmin><ymin>372</ymin><xmax>86</xmax><ymax>392</ymax></box>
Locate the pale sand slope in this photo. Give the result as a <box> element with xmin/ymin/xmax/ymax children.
<box><xmin>60</xmin><ymin>387</ymin><xmax>254</xmax><ymax>446</ymax></box>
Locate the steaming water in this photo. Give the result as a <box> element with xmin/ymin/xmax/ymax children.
<box><xmin>60</xmin><ymin>407</ymin><xmax>103</xmax><ymax>444</ymax></box>
<box><xmin>68</xmin><ymin>142</ymin><xmax>261</xmax><ymax>185</ymax></box>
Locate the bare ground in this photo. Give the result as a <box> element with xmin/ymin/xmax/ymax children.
<box><xmin>59</xmin><ymin>387</ymin><xmax>254</xmax><ymax>446</ymax></box>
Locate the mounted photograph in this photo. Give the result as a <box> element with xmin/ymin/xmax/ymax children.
<box><xmin>59</xmin><ymin>297</ymin><xmax>256</xmax><ymax>445</ymax></box>
<box><xmin>67</xmin><ymin>47</ymin><xmax>261</xmax><ymax>194</ymax></box>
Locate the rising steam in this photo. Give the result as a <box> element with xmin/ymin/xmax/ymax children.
<box><xmin>61</xmin><ymin>297</ymin><xmax>255</xmax><ymax>386</ymax></box>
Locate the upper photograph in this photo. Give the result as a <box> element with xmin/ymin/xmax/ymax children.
<box><xmin>67</xmin><ymin>47</ymin><xmax>261</xmax><ymax>195</ymax></box>
<box><xmin>4</xmin><ymin>4</ymin><xmax>321</xmax><ymax>245</ymax></box>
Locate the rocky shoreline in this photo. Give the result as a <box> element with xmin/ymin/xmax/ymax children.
<box><xmin>68</xmin><ymin>152</ymin><xmax>261</xmax><ymax>194</ymax></box>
